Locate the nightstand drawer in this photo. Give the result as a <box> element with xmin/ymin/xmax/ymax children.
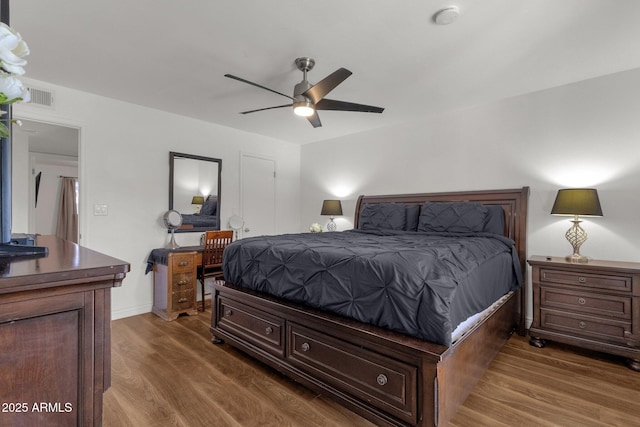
<box><xmin>540</xmin><ymin>268</ymin><xmax>632</xmax><ymax>292</ymax></box>
<box><xmin>540</xmin><ymin>287</ymin><xmax>632</xmax><ymax>320</ymax></box>
<box><xmin>540</xmin><ymin>309</ymin><xmax>631</xmax><ymax>344</ymax></box>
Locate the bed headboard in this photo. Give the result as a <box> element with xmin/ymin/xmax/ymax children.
<box><xmin>354</xmin><ymin>187</ymin><xmax>529</xmax><ymax>264</ymax></box>
<box><xmin>355</xmin><ymin>187</ymin><xmax>530</xmax><ymax>332</ymax></box>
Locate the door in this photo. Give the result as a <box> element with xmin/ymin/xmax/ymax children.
<box><xmin>241</xmin><ymin>154</ymin><xmax>276</xmax><ymax>238</ymax></box>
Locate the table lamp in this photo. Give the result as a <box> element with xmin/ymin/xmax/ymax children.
<box><xmin>191</xmin><ymin>196</ymin><xmax>205</xmax><ymax>213</ymax></box>
<box><xmin>321</xmin><ymin>200</ymin><xmax>343</xmax><ymax>232</ymax></box>
<box><xmin>551</xmin><ymin>188</ymin><xmax>603</xmax><ymax>263</ymax></box>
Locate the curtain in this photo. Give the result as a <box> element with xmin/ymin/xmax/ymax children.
<box><xmin>56</xmin><ymin>177</ymin><xmax>78</xmax><ymax>243</ymax></box>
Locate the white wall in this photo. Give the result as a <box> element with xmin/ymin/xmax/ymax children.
<box><xmin>301</xmin><ymin>68</ymin><xmax>640</xmax><ymax>323</ymax></box>
<box><xmin>14</xmin><ymin>77</ymin><xmax>301</xmax><ymax>319</ymax></box>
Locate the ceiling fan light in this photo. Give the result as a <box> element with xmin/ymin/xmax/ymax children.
<box><xmin>293</xmin><ymin>100</ymin><xmax>314</xmax><ymax>117</ymax></box>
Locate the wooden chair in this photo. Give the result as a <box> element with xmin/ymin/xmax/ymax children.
<box><xmin>198</xmin><ymin>230</ymin><xmax>234</xmax><ymax>311</ymax></box>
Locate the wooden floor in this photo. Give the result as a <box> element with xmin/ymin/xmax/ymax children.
<box><xmin>104</xmin><ymin>310</ymin><xmax>640</xmax><ymax>427</ymax></box>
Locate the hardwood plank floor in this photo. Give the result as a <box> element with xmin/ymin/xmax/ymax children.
<box><xmin>104</xmin><ymin>310</ymin><xmax>640</xmax><ymax>426</ymax></box>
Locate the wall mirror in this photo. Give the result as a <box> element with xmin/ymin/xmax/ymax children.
<box><xmin>169</xmin><ymin>152</ymin><xmax>222</xmax><ymax>233</ymax></box>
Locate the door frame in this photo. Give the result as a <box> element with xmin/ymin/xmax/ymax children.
<box><xmin>14</xmin><ymin>112</ymin><xmax>85</xmax><ymax>243</ymax></box>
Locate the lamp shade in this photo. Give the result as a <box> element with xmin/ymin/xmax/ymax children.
<box><xmin>551</xmin><ymin>189</ymin><xmax>603</xmax><ymax>217</ymax></box>
<box><xmin>321</xmin><ymin>199</ymin><xmax>343</xmax><ymax>216</ymax></box>
<box><xmin>191</xmin><ymin>196</ymin><xmax>205</xmax><ymax>205</ymax></box>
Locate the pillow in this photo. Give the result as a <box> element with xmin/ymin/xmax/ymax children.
<box><xmin>483</xmin><ymin>205</ymin><xmax>505</xmax><ymax>235</ymax></box>
<box><xmin>405</xmin><ymin>204</ymin><xmax>420</xmax><ymax>231</ymax></box>
<box><xmin>200</xmin><ymin>197</ymin><xmax>217</xmax><ymax>216</ymax></box>
<box><xmin>417</xmin><ymin>201</ymin><xmax>488</xmax><ymax>233</ymax></box>
<box><xmin>359</xmin><ymin>203</ymin><xmax>407</xmax><ymax>230</ymax></box>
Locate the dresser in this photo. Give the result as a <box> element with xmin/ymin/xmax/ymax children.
<box><xmin>152</xmin><ymin>251</ymin><xmax>199</xmax><ymax>320</ymax></box>
<box><xmin>528</xmin><ymin>256</ymin><xmax>640</xmax><ymax>370</ymax></box>
<box><xmin>0</xmin><ymin>235</ymin><xmax>129</xmax><ymax>426</ymax></box>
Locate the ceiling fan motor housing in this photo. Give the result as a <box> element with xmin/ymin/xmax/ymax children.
<box><xmin>293</xmin><ymin>80</ymin><xmax>314</xmax><ymax>116</ymax></box>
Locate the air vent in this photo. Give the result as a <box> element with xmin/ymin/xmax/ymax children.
<box><xmin>25</xmin><ymin>86</ymin><xmax>55</xmax><ymax>108</ymax></box>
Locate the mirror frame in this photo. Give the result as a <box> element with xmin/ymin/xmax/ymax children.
<box><xmin>169</xmin><ymin>151</ymin><xmax>222</xmax><ymax>233</ymax></box>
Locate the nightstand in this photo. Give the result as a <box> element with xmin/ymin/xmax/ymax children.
<box><xmin>528</xmin><ymin>256</ymin><xmax>640</xmax><ymax>371</ymax></box>
<box><xmin>152</xmin><ymin>251</ymin><xmax>199</xmax><ymax>321</ymax></box>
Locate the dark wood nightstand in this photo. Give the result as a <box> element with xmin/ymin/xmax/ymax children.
<box><xmin>528</xmin><ymin>256</ymin><xmax>640</xmax><ymax>370</ymax></box>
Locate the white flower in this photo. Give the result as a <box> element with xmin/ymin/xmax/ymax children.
<box><xmin>309</xmin><ymin>223</ymin><xmax>323</xmax><ymax>233</ymax></box>
<box><xmin>0</xmin><ymin>75</ymin><xmax>29</xmax><ymax>103</ymax></box>
<box><xmin>0</xmin><ymin>22</ymin><xmax>29</xmax><ymax>76</ymax></box>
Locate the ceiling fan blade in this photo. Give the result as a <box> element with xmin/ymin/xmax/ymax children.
<box><xmin>316</xmin><ymin>98</ymin><xmax>384</xmax><ymax>113</ymax></box>
<box><xmin>302</xmin><ymin>68</ymin><xmax>352</xmax><ymax>104</ymax></box>
<box><xmin>225</xmin><ymin>74</ymin><xmax>296</xmax><ymax>101</ymax></box>
<box><xmin>240</xmin><ymin>104</ymin><xmax>292</xmax><ymax>114</ymax></box>
<box><xmin>307</xmin><ymin>111</ymin><xmax>322</xmax><ymax>128</ymax></box>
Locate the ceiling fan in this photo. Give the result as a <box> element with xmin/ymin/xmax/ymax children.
<box><xmin>225</xmin><ymin>57</ymin><xmax>384</xmax><ymax>128</ymax></box>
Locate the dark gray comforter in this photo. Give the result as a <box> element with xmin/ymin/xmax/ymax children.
<box><xmin>223</xmin><ymin>229</ymin><xmax>522</xmax><ymax>346</ymax></box>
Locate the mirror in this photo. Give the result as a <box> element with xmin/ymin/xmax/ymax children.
<box><xmin>169</xmin><ymin>152</ymin><xmax>222</xmax><ymax>233</ymax></box>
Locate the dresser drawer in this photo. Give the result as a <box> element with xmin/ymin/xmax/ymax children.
<box><xmin>171</xmin><ymin>288</ymin><xmax>195</xmax><ymax>310</ymax></box>
<box><xmin>216</xmin><ymin>298</ymin><xmax>284</xmax><ymax>357</ymax></box>
<box><xmin>540</xmin><ymin>309</ymin><xmax>631</xmax><ymax>344</ymax></box>
<box><xmin>540</xmin><ymin>268</ymin><xmax>631</xmax><ymax>292</ymax></box>
<box><xmin>171</xmin><ymin>253</ymin><xmax>196</xmax><ymax>273</ymax></box>
<box><xmin>286</xmin><ymin>323</ymin><xmax>417</xmax><ymax>425</ymax></box>
<box><xmin>540</xmin><ymin>287</ymin><xmax>632</xmax><ymax>320</ymax></box>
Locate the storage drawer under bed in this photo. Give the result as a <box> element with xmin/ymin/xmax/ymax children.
<box><xmin>286</xmin><ymin>323</ymin><xmax>418</xmax><ymax>425</ymax></box>
<box><xmin>216</xmin><ymin>297</ymin><xmax>285</xmax><ymax>357</ymax></box>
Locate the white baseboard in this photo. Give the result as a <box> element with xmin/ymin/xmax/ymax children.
<box><xmin>112</xmin><ymin>304</ymin><xmax>152</xmax><ymax>320</ymax></box>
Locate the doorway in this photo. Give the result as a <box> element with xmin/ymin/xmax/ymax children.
<box><xmin>12</xmin><ymin>119</ymin><xmax>80</xmax><ymax>241</ymax></box>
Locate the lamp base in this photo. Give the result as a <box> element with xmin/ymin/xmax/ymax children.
<box><xmin>564</xmin><ymin>217</ymin><xmax>588</xmax><ymax>263</ymax></box>
<box><xmin>566</xmin><ymin>253</ymin><xmax>589</xmax><ymax>263</ymax></box>
<box><xmin>327</xmin><ymin>218</ymin><xmax>337</xmax><ymax>232</ymax></box>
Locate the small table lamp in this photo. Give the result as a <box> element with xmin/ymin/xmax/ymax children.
<box><xmin>551</xmin><ymin>188</ymin><xmax>603</xmax><ymax>263</ymax></box>
<box><xmin>191</xmin><ymin>196</ymin><xmax>205</xmax><ymax>213</ymax></box>
<box><xmin>321</xmin><ymin>200</ymin><xmax>343</xmax><ymax>232</ymax></box>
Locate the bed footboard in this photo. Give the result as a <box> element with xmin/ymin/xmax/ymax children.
<box><xmin>211</xmin><ymin>281</ymin><xmax>519</xmax><ymax>427</ymax></box>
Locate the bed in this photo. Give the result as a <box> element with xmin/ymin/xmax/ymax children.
<box><xmin>179</xmin><ymin>196</ymin><xmax>218</xmax><ymax>230</ymax></box>
<box><xmin>211</xmin><ymin>187</ymin><xmax>528</xmax><ymax>426</ymax></box>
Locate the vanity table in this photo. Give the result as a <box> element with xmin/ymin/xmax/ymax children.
<box><xmin>0</xmin><ymin>235</ymin><xmax>129</xmax><ymax>426</ymax></box>
<box><xmin>147</xmin><ymin>246</ymin><xmax>203</xmax><ymax>320</ymax></box>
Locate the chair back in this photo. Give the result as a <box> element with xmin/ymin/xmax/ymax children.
<box><xmin>202</xmin><ymin>230</ymin><xmax>234</xmax><ymax>268</ymax></box>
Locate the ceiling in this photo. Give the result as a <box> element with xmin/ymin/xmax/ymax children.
<box><xmin>11</xmin><ymin>0</ymin><xmax>640</xmax><ymax>145</ymax></box>
<box><xmin>14</xmin><ymin>119</ymin><xmax>79</xmax><ymax>157</ymax></box>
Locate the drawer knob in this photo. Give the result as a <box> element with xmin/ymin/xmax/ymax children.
<box><xmin>578</xmin><ymin>297</ymin><xmax>586</xmax><ymax>305</ymax></box>
<box><xmin>578</xmin><ymin>276</ymin><xmax>587</xmax><ymax>283</ymax></box>
<box><xmin>301</xmin><ymin>342</ymin><xmax>310</xmax><ymax>352</ymax></box>
<box><xmin>178</xmin><ymin>298</ymin><xmax>188</xmax><ymax>303</ymax></box>
<box><xmin>224</xmin><ymin>309</ymin><xmax>232</xmax><ymax>317</ymax></box>
<box><xmin>178</xmin><ymin>261</ymin><xmax>189</xmax><ymax>267</ymax></box>
<box><xmin>265</xmin><ymin>326</ymin><xmax>273</xmax><ymax>335</ymax></box>
<box><xmin>177</xmin><ymin>280</ymin><xmax>189</xmax><ymax>286</ymax></box>
<box><xmin>579</xmin><ymin>321</ymin><xmax>587</xmax><ymax>329</ymax></box>
<box><xmin>377</xmin><ymin>374</ymin><xmax>388</xmax><ymax>386</ymax></box>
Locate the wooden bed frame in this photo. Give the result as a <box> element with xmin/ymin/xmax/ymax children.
<box><xmin>211</xmin><ymin>187</ymin><xmax>529</xmax><ymax>426</ymax></box>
